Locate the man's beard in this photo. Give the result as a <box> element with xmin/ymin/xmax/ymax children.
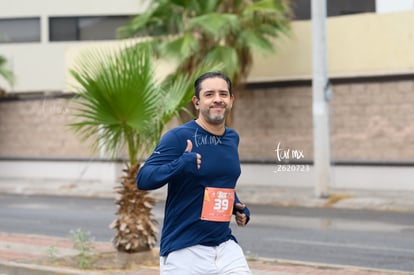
<box><xmin>200</xmin><ymin>106</ymin><xmax>228</xmax><ymax>125</ymax></box>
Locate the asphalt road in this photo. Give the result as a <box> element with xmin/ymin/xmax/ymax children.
<box><xmin>0</xmin><ymin>194</ymin><xmax>413</xmax><ymax>272</ymax></box>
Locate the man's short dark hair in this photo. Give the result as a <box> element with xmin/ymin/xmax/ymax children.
<box><xmin>194</xmin><ymin>72</ymin><xmax>232</xmax><ymax>99</ymax></box>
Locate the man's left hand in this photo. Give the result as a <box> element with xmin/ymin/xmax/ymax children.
<box><xmin>234</xmin><ymin>203</ymin><xmax>248</xmax><ymax>227</ymax></box>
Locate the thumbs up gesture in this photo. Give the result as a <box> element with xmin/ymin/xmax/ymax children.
<box><xmin>185</xmin><ymin>140</ymin><xmax>201</xmax><ymax>170</ymax></box>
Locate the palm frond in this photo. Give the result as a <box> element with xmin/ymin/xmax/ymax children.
<box><xmin>188</xmin><ymin>13</ymin><xmax>240</xmax><ymax>40</ymax></box>
<box><xmin>117</xmin><ymin>12</ymin><xmax>153</xmax><ymax>38</ymax></box>
<box><xmin>68</xmin><ymin>42</ymin><xmax>162</xmax><ymax>161</ymax></box>
<box><xmin>239</xmin><ymin>0</ymin><xmax>289</xmax><ymax>17</ymax></box>
<box><xmin>236</xmin><ymin>29</ymin><xmax>275</xmax><ymax>52</ymax></box>
<box><xmin>197</xmin><ymin>0</ymin><xmax>221</xmax><ymax>13</ymax></box>
<box><xmin>203</xmin><ymin>46</ymin><xmax>239</xmax><ymax>79</ymax></box>
<box><xmin>118</xmin><ymin>0</ymin><xmax>187</xmax><ymax>38</ymax></box>
<box><xmin>0</xmin><ymin>55</ymin><xmax>15</xmax><ymax>85</ymax></box>
<box><xmin>160</xmin><ymin>33</ymin><xmax>199</xmax><ymax>63</ymax></box>
<box><xmin>116</xmin><ymin>0</ymin><xmax>291</xmax><ymax>104</ymax></box>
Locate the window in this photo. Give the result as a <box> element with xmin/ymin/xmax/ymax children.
<box><xmin>327</xmin><ymin>0</ymin><xmax>376</xmax><ymax>16</ymax></box>
<box><xmin>291</xmin><ymin>0</ymin><xmax>376</xmax><ymax>20</ymax></box>
<box><xmin>0</xmin><ymin>18</ymin><xmax>41</xmax><ymax>43</ymax></box>
<box><xmin>49</xmin><ymin>16</ymin><xmax>131</xmax><ymax>41</ymax></box>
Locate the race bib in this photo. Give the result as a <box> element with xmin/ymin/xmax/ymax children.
<box><xmin>201</xmin><ymin>187</ymin><xmax>235</xmax><ymax>222</ymax></box>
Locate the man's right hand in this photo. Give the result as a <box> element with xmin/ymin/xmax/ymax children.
<box><xmin>185</xmin><ymin>140</ymin><xmax>202</xmax><ymax>170</ymax></box>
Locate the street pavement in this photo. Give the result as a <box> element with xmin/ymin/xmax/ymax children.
<box><xmin>0</xmin><ymin>178</ymin><xmax>414</xmax><ymax>274</ymax></box>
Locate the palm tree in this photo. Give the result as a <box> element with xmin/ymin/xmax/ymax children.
<box><xmin>118</xmin><ymin>0</ymin><xmax>291</xmax><ymax>93</ymax></box>
<box><xmin>0</xmin><ymin>55</ymin><xmax>15</xmax><ymax>95</ymax></box>
<box><xmin>68</xmin><ymin>42</ymin><xmax>216</xmax><ymax>252</ymax></box>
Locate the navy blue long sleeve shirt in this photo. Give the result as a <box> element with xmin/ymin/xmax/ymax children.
<box><xmin>136</xmin><ymin>120</ymin><xmax>250</xmax><ymax>256</ymax></box>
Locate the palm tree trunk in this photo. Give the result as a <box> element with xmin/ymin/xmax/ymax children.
<box><xmin>110</xmin><ymin>163</ymin><xmax>158</xmax><ymax>253</ymax></box>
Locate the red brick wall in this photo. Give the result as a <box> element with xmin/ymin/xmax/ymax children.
<box><xmin>0</xmin><ymin>97</ymin><xmax>97</xmax><ymax>158</ymax></box>
<box><xmin>1</xmin><ymin>76</ymin><xmax>413</xmax><ymax>163</ymax></box>
<box><xmin>330</xmin><ymin>80</ymin><xmax>414</xmax><ymax>161</ymax></box>
<box><xmin>232</xmin><ymin>77</ymin><xmax>414</xmax><ymax>163</ymax></box>
<box><xmin>233</xmin><ymin>84</ymin><xmax>313</xmax><ymax>162</ymax></box>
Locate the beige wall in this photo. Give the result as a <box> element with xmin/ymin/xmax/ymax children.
<box><xmin>249</xmin><ymin>11</ymin><xmax>414</xmax><ymax>82</ymax></box>
<box><xmin>3</xmin><ymin>10</ymin><xmax>414</xmax><ymax>92</ymax></box>
<box><xmin>0</xmin><ymin>0</ymin><xmax>149</xmax><ymax>17</ymax></box>
<box><xmin>0</xmin><ymin>0</ymin><xmax>150</xmax><ymax>92</ymax></box>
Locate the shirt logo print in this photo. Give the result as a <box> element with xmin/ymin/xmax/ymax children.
<box><xmin>193</xmin><ymin>128</ymin><xmax>222</xmax><ymax>147</ymax></box>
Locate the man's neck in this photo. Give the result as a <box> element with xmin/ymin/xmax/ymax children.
<box><xmin>195</xmin><ymin>118</ymin><xmax>225</xmax><ymax>136</ymax></box>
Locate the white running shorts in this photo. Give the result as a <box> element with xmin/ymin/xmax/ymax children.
<box><xmin>160</xmin><ymin>240</ymin><xmax>252</xmax><ymax>275</ymax></box>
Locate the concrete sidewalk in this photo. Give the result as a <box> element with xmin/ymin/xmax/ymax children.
<box><xmin>1</xmin><ymin>178</ymin><xmax>414</xmax><ymax>274</ymax></box>
<box><xmin>0</xmin><ymin>233</ymin><xmax>409</xmax><ymax>275</ymax></box>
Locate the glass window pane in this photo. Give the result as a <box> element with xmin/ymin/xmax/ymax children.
<box><xmin>0</xmin><ymin>18</ymin><xmax>40</xmax><ymax>43</ymax></box>
<box><xmin>49</xmin><ymin>16</ymin><xmax>131</xmax><ymax>42</ymax></box>
<box><xmin>327</xmin><ymin>0</ymin><xmax>376</xmax><ymax>16</ymax></box>
<box><xmin>49</xmin><ymin>17</ymin><xmax>78</xmax><ymax>41</ymax></box>
<box><xmin>79</xmin><ymin>16</ymin><xmax>130</xmax><ymax>40</ymax></box>
<box><xmin>291</xmin><ymin>0</ymin><xmax>375</xmax><ymax>20</ymax></box>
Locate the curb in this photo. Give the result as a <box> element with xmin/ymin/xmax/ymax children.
<box><xmin>0</xmin><ymin>260</ymin><xmax>102</xmax><ymax>275</ymax></box>
<box><xmin>1</xmin><ymin>257</ymin><xmax>412</xmax><ymax>275</ymax></box>
<box><xmin>259</xmin><ymin>257</ymin><xmax>414</xmax><ymax>275</ymax></box>
<box><xmin>0</xmin><ymin>260</ymin><xmax>159</xmax><ymax>275</ymax></box>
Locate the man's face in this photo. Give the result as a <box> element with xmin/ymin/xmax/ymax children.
<box><xmin>193</xmin><ymin>77</ymin><xmax>234</xmax><ymax>125</ymax></box>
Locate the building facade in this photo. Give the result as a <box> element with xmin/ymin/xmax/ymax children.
<box><xmin>1</xmin><ymin>0</ymin><xmax>414</xmax><ymax>191</ymax></box>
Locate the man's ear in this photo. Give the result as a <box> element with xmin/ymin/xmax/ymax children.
<box><xmin>192</xmin><ymin>96</ymin><xmax>199</xmax><ymax>109</ymax></box>
<box><xmin>229</xmin><ymin>94</ymin><xmax>235</xmax><ymax>107</ymax></box>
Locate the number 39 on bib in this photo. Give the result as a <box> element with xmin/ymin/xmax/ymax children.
<box><xmin>201</xmin><ymin>187</ymin><xmax>235</xmax><ymax>222</ymax></box>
